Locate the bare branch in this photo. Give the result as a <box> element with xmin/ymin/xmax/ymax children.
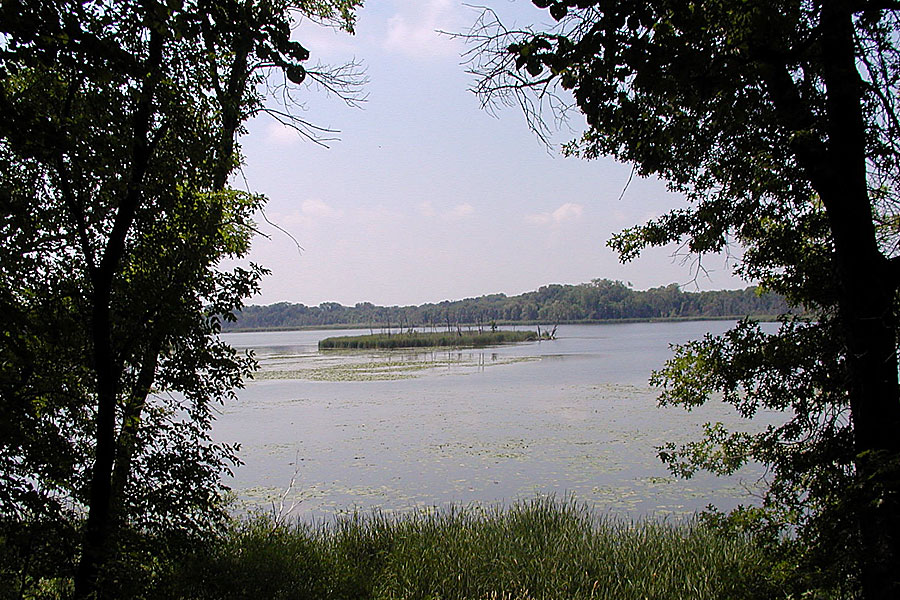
<box><xmin>448</xmin><ymin>6</ymin><xmax>575</xmax><ymax>147</ymax></box>
<box><xmin>305</xmin><ymin>60</ymin><xmax>369</xmax><ymax>108</ymax></box>
<box><xmin>260</xmin><ymin>207</ymin><xmax>304</xmax><ymax>256</ymax></box>
<box><xmin>245</xmin><ymin>59</ymin><xmax>367</xmax><ymax>147</ymax></box>
<box><xmin>253</xmin><ymin>106</ymin><xmax>341</xmax><ymax>147</ymax></box>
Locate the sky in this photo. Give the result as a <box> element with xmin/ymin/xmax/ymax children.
<box><xmin>232</xmin><ymin>0</ymin><xmax>748</xmax><ymax>307</ymax></box>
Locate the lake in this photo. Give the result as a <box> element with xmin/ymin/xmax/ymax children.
<box><xmin>217</xmin><ymin>321</ymin><xmax>780</xmax><ymax>520</ymax></box>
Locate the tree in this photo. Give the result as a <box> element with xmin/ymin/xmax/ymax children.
<box><xmin>0</xmin><ymin>1</ymin><xmax>361</xmax><ymax>597</ymax></box>
<box><xmin>466</xmin><ymin>1</ymin><xmax>900</xmax><ymax>598</ymax></box>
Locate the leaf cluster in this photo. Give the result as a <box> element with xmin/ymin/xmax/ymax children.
<box><xmin>465</xmin><ymin>1</ymin><xmax>900</xmax><ymax>593</ymax></box>
<box><xmin>0</xmin><ymin>0</ymin><xmax>359</xmax><ymax>594</ymax></box>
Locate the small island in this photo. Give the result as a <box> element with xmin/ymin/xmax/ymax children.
<box><xmin>318</xmin><ymin>328</ymin><xmax>553</xmax><ymax>350</ymax></box>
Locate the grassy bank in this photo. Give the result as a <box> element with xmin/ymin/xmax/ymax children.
<box><xmin>4</xmin><ymin>498</ymin><xmax>799</xmax><ymax>599</ymax></box>
<box><xmin>161</xmin><ymin>498</ymin><xmax>781</xmax><ymax>600</ymax></box>
<box><xmin>318</xmin><ymin>330</ymin><xmax>543</xmax><ymax>350</ymax></box>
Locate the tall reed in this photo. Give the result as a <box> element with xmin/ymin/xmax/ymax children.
<box><xmin>169</xmin><ymin>497</ymin><xmax>782</xmax><ymax>600</ymax></box>
<box><xmin>318</xmin><ymin>331</ymin><xmax>540</xmax><ymax>350</ymax></box>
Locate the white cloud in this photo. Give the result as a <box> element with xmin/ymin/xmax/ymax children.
<box><xmin>275</xmin><ymin>199</ymin><xmax>342</xmax><ymax>227</ymax></box>
<box><xmin>417</xmin><ymin>201</ymin><xmax>474</xmax><ymax>220</ymax></box>
<box><xmin>526</xmin><ymin>202</ymin><xmax>584</xmax><ymax>225</ymax></box>
<box><xmin>418</xmin><ymin>200</ymin><xmax>437</xmax><ymax>217</ymax></box>
<box><xmin>383</xmin><ymin>0</ymin><xmax>462</xmax><ymax>59</ymax></box>
<box><xmin>552</xmin><ymin>202</ymin><xmax>584</xmax><ymax>221</ymax></box>
<box><xmin>524</xmin><ymin>213</ymin><xmax>550</xmax><ymax>225</ymax></box>
<box><xmin>302</xmin><ymin>198</ymin><xmax>341</xmax><ymax>219</ymax></box>
<box><xmin>265</xmin><ymin>121</ymin><xmax>302</xmax><ymax>146</ymax></box>
<box><xmin>448</xmin><ymin>203</ymin><xmax>475</xmax><ymax>218</ymax></box>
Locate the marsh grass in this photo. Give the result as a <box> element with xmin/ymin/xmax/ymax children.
<box><xmin>171</xmin><ymin>497</ymin><xmax>781</xmax><ymax>600</ymax></box>
<box><xmin>318</xmin><ymin>331</ymin><xmax>541</xmax><ymax>350</ymax></box>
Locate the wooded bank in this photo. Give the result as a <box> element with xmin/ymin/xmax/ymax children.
<box><xmin>228</xmin><ymin>280</ymin><xmax>788</xmax><ymax>332</ymax></box>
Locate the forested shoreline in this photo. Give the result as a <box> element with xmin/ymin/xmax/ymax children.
<box><xmin>226</xmin><ymin>279</ymin><xmax>790</xmax><ymax>331</ymax></box>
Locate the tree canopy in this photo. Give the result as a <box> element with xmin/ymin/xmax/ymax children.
<box><xmin>227</xmin><ymin>280</ymin><xmax>788</xmax><ymax>330</ymax></box>
<box><xmin>0</xmin><ymin>1</ymin><xmax>360</xmax><ymax>597</ymax></box>
<box><xmin>468</xmin><ymin>1</ymin><xmax>900</xmax><ymax>598</ymax></box>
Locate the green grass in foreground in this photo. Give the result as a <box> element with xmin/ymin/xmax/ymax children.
<box><xmin>167</xmin><ymin>497</ymin><xmax>782</xmax><ymax>600</ymax></box>
<box><xmin>318</xmin><ymin>330</ymin><xmax>543</xmax><ymax>350</ymax></box>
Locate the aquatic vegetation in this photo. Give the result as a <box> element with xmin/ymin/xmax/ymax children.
<box><xmin>168</xmin><ymin>497</ymin><xmax>784</xmax><ymax>600</ymax></box>
<box><xmin>252</xmin><ymin>354</ymin><xmax>536</xmax><ymax>381</ymax></box>
<box><xmin>318</xmin><ymin>330</ymin><xmax>545</xmax><ymax>350</ymax></box>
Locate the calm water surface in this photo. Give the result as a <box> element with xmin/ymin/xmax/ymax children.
<box><xmin>217</xmin><ymin>321</ymin><xmax>779</xmax><ymax>519</ymax></box>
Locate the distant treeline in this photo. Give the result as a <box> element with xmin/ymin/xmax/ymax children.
<box><xmin>226</xmin><ymin>279</ymin><xmax>790</xmax><ymax>332</ymax></box>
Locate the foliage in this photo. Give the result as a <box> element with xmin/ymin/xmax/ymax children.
<box><xmin>229</xmin><ymin>279</ymin><xmax>788</xmax><ymax>330</ymax></box>
<box><xmin>465</xmin><ymin>1</ymin><xmax>900</xmax><ymax>597</ymax></box>
<box><xmin>0</xmin><ymin>0</ymin><xmax>361</xmax><ymax>597</ymax></box>
<box><xmin>653</xmin><ymin>316</ymin><xmax>861</xmax><ymax>595</ymax></box>
<box><xmin>166</xmin><ymin>497</ymin><xmax>783</xmax><ymax>600</ymax></box>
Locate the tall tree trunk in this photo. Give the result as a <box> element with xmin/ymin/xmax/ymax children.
<box><xmin>74</xmin><ymin>287</ymin><xmax>119</xmax><ymax>600</ymax></box>
<box><xmin>109</xmin><ymin>336</ymin><xmax>163</xmax><ymax>529</ymax></box>
<box><xmin>813</xmin><ymin>6</ymin><xmax>900</xmax><ymax>598</ymax></box>
<box><xmin>213</xmin><ymin>44</ymin><xmax>250</xmax><ymax>191</ymax></box>
<box><xmin>73</xmin><ymin>18</ymin><xmax>163</xmax><ymax>599</ymax></box>
<box><xmin>758</xmin><ymin>4</ymin><xmax>900</xmax><ymax>596</ymax></box>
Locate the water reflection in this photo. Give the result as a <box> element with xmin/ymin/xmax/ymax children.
<box><xmin>217</xmin><ymin>322</ymin><xmax>779</xmax><ymax>520</ymax></box>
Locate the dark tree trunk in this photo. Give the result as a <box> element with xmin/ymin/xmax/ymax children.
<box><xmin>73</xmin><ymin>20</ymin><xmax>163</xmax><ymax>600</ymax></box>
<box><xmin>109</xmin><ymin>337</ymin><xmax>162</xmax><ymax>527</ymax></box>
<box><xmin>809</xmin><ymin>6</ymin><xmax>900</xmax><ymax>598</ymax></box>
<box><xmin>213</xmin><ymin>44</ymin><xmax>250</xmax><ymax>191</ymax></box>
<box><xmin>758</xmin><ymin>4</ymin><xmax>900</xmax><ymax>597</ymax></box>
<box><xmin>73</xmin><ymin>290</ymin><xmax>119</xmax><ymax>600</ymax></box>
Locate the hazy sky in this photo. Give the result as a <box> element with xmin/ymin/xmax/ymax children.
<box><xmin>233</xmin><ymin>0</ymin><xmax>748</xmax><ymax>307</ymax></box>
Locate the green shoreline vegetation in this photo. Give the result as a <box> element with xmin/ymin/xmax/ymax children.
<box><xmin>226</xmin><ymin>314</ymin><xmax>782</xmax><ymax>334</ymax></box>
<box><xmin>27</xmin><ymin>498</ymin><xmax>787</xmax><ymax>600</ymax></box>
<box><xmin>225</xmin><ymin>280</ymin><xmax>790</xmax><ymax>333</ymax></box>
<box><xmin>188</xmin><ymin>499</ymin><xmax>784</xmax><ymax>600</ymax></box>
<box><xmin>318</xmin><ymin>330</ymin><xmax>546</xmax><ymax>350</ymax></box>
